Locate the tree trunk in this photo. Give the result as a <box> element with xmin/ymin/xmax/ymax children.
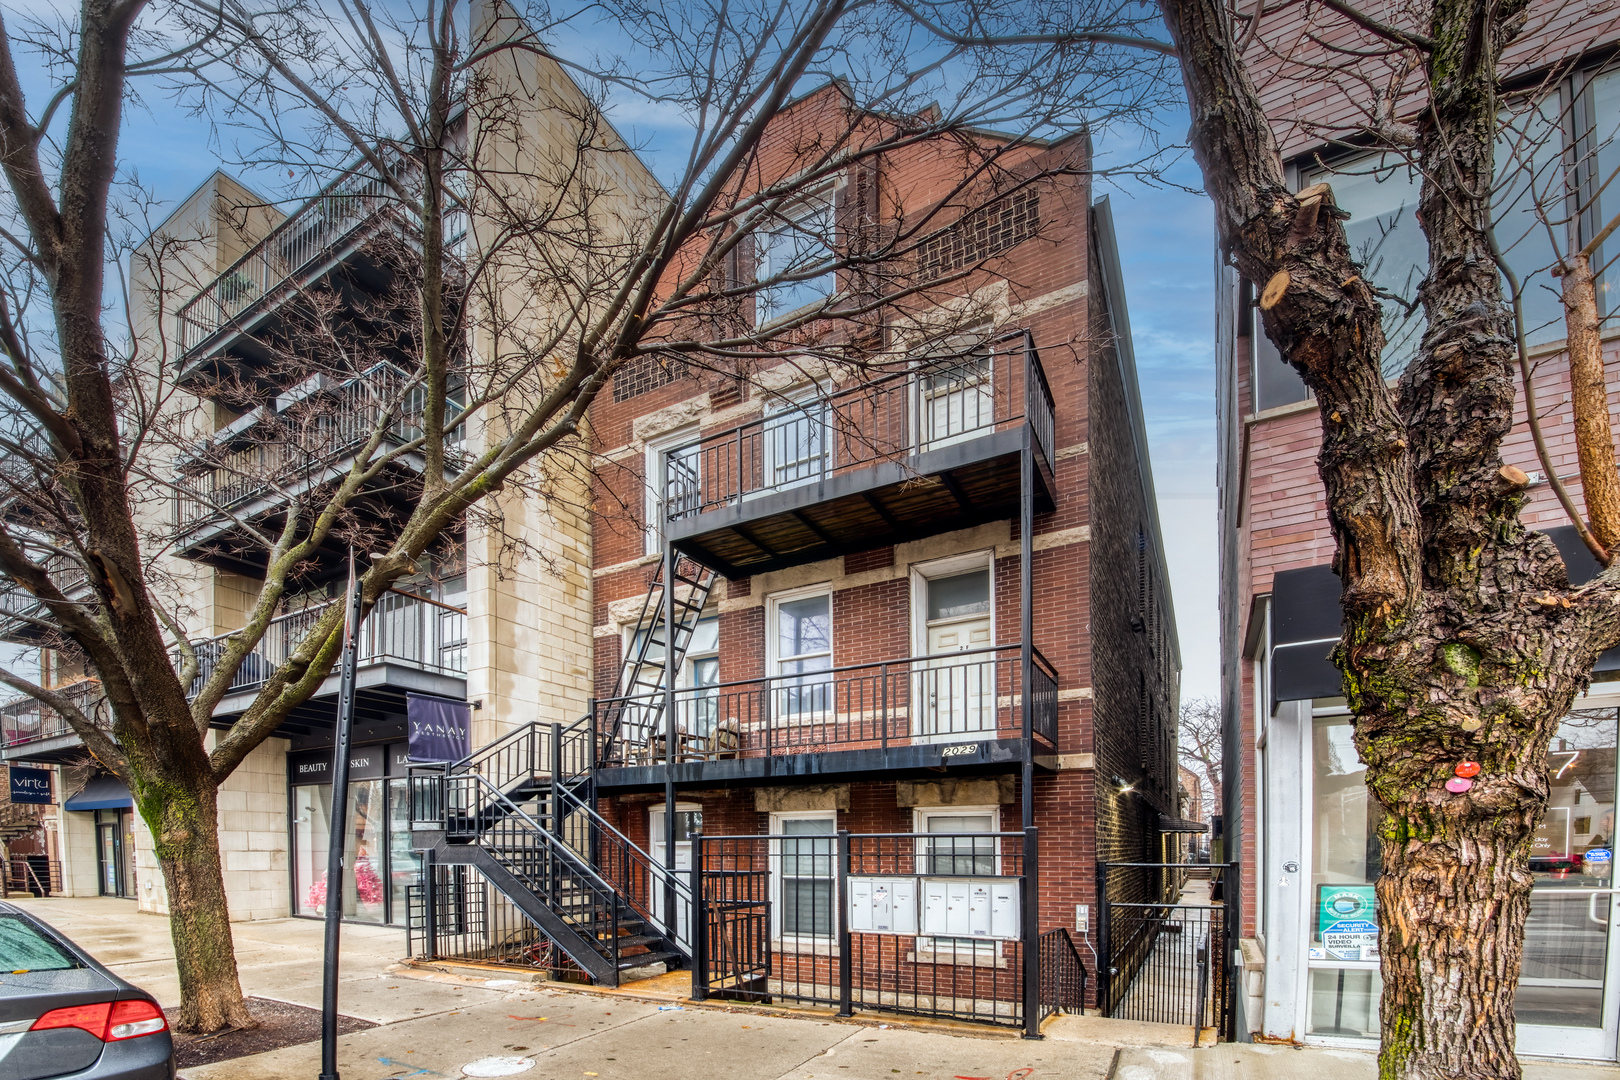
<box><xmin>135</xmin><ymin>779</ymin><xmax>255</xmax><ymax>1033</ymax></box>
<box><xmin>1562</xmin><ymin>252</ymin><xmax>1620</xmax><ymax>552</ymax></box>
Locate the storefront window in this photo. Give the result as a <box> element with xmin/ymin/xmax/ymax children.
<box><xmin>1308</xmin><ymin>712</ymin><xmax>1384</xmax><ymax>1037</ymax></box>
<box><xmin>292</xmin><ymin>744</ymin><xmax>421</xmax><ymax>925</ymax></box>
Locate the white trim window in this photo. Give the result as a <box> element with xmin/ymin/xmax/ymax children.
<box><xmin>762</xmin><ymin>389</ymin><xmax>831</xmax><ymax>494</ymax></box>
<box><xmin>771</xmin><ymin>810</ymin><xmax>837</xmax><ymax>945</ymax></box>
<box><xmin>645</xmin><ymin>428</ymin><xmax>702</xmax><ymax>555</ymax></box>
<box><xmin>914</xmin><ymin>805</ymin><xmax>1003</xmax><ymax>962</ymax></box>
<box><xmin>755</xmin><ymin>186</ymin><xmax>836</xmax><ymax>327</ymax></box>
<box><xmin>914</xmin><ymin>334</ymin><xmax>994</xmax><ymax>452</ymax></box>
<box><xmin>767</xmin><ymin>585</ymin><xmax>833</xmax><ymax>718</ymax></box>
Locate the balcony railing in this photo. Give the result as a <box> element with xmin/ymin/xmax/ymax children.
<box><xmin>661</xmin><ymin>330</ymin><xmax>1054</xmax><ymax>523</ymax></box>
<box><xmin>173</xmin><ymin>365</ymin><xmax>423</xmax><ymax>533</ymax></box>
<box><xmin>0</xmin><ymin>679</ymin><xmax>102</xmax><ymax>749</ymax></box>
<box><xmin>178</xmin><ymin>147</ymin><xmax>418</xmax><ymax>355</ymax></box>
<box><xmin>180</xmin><ymin>590</ymin><xmax>468</xmax><ymax>701</ymax></box>
<box><xmin>593</xmin><ymin>642</ymin><xmax>1056</xmax><ymax>768</ymax></box>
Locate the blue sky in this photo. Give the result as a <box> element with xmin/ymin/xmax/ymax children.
<box><xmin>24</xmin><ymin>24</ymin><xmax>1221</xmax><ymax>705</ymax></box>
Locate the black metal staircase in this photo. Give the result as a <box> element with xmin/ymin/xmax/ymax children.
<box><xmin>597</xmin><ymin>554</ymin><xmax>717</xmax><ymax>765</ymax></box>
<box><xmin>412</xmin><ymin>720</ymin><xmax>691</xmax><ymax>986</ymax></box>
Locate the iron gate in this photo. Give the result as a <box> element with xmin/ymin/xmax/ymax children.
<box><xmin>1098</xmin><ymin>861</ymin><xmax>1233</xmax><ymax>1041</ymax></box>
<box><xmin>696</xmin><ymin>866</ymin><xmax>772</xmax><ymax>1001</ymax></box>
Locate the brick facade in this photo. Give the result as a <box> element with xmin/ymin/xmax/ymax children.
<box><xmin>586</xmin><ymin>83</ymin><xmax>1179</xmax><ymax>1007</ymax></box>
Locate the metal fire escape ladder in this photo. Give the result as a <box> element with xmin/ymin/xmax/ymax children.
<box><xmin>598</xmin><ymin>553</ymin><xmax>717</xmax><ymax>763</ymax></box>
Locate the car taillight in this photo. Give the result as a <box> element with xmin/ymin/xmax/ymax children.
<box><xmin>106</xmin><ymin>1000</ymin><xmax>167</xmax><ymax>1040</ymax></box>
<box><xmin>30</xmin><ymin>1002</ymin><xmax>111</xmax><ymax>1038</ymax></box>
<box><xmin>30</xmin><ymin>999</ymin><xmax>167</xmax><ymax>1041</ymax></box>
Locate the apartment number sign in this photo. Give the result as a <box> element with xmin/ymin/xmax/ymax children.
<box><xmin>847</xmin><ymin>876</ymin><xmax>1021</xmax><ymax>940</ymax></box>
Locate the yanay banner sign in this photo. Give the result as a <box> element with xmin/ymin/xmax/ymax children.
<box><xmin>406</xmin><ymin>694</ymin><xmax>472</xmax><ymax>764</ymax></box>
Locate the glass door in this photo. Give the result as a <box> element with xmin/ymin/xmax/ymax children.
<box><xmin>1516</xmin><ymin>706</ymin><xmax>1620</xmax><ymax>1060</ymax></box>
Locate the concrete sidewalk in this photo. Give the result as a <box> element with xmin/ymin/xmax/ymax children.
<box><xmin>9</xmin><ymin>896</ymin><xmax>1620</xmax><ymax>1080</ymax></box>
<box><xmin>1115</xmin><ymin>1044</ymin><xmax>1620</xmax><ymax>1080</ymax></box>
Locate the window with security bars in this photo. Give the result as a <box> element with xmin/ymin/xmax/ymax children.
<box><xmin>777</xmin><ymin>816</ymin><xmax>836</xmax><ymax>938</ymax></box>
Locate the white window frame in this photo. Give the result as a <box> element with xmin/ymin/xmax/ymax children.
<box><xmin>908</xmin><ymin>550</ymin><xmax>996</xmax><ymax>657</ymax></box>
<box><xmin>761</xmin><ymin>385</ymin><xmax>832</xmax><ymax>495</ymax></box>
<box><xmin>910</xmin><ymin>332</ymin><xmax>995</xmax><ymax>453</ymax></box>
<box><xmin>770</xmin><ymin>809</ymin><xmax>838</xmax><ymax>950</ymax></box>
<box><xmin>755</xmin><ymin>184</ymin><xmax>837</xmax><ymax>328</ymax></box>
<box><xmin>644</xmin><ymin>427</ymin><xmax>700</xmax><ymax>556</ymax></box>
<box><xmin>911</xmin><ymin>805</ymin><xmax>1006</xmax><ymax>963</ymax></box>
<box><xmin>765</xmin><ymin>583</ymin><xmax>834</xmax><ymax>722</ymax></box>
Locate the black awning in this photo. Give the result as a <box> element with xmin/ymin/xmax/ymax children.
<box><xmin>1159</xmin><ymin>816</ymin><xmax>1208</xmax><ymax>833</ymax></box>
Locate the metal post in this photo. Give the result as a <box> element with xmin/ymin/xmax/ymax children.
<box><xmin>1019</xmin><ymin>443</ymin><xmax>1035</xmax><ymax>832</ymax></box>
<box><xmin>837</xmin><ymin>829</ymin><xmax>853</xmax><ymax>1017</ymax></box>
<box><xmin>1095</xmin><ymin>862</ymin><xmax>1111</xmax><ymax>1016</ymax></box>
<box><xmin>691</xmin><ymin>834</ymin><xmax>707</xmax><ymax>1001</ymax></box>
<box><xmin>879</xmin><ymin>663</ymin><xmax>888</xmax><ymax>751</ymax></box>
<box><xmin>319</xmin><ymin>553</ymin><xmax>364</xmax><ymax>1080</ymax></box>
<box><xmin>1022</xmin><ymin>826</ymin><xmax>1041</xmax><ymax>1039</ymax></box>
<box><xmin>662</xmin><ymin>545</ymin><xmax>678</xmax><ymax>940</ymax></box>
<box><xmin>550</xmin><ymin>721</ymin><xmax>564</xmax><ymax>905</ymax></box>
<box><xmin>422</xmin><ymin>848</ymin><xmax>438</xmax><ymax>960</ymax></box>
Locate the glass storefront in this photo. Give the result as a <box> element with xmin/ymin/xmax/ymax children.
<box><xmin>290</xmin><ymin>743</ymin><xmax>420</xmax><ymax>926</ymax></box>
<box><xmin>1302</xmin><ymin>705</ymin><xmax>1620</xmax><ymax>1052</ymax></box>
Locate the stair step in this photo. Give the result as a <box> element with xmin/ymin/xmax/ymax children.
<box><xmin>617</xmin><ymin>950</ymin><xmax>680</xmax><ymax>972</ymax></box>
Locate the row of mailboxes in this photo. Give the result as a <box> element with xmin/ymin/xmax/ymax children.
<box><xmin>846</xmin><ymin>876</ymin><xmax>1022</xmax><ymax>940</ymax></box>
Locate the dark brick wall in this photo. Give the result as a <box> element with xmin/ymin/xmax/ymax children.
<box><xmin>1086</xmin><ymin>220</ymin><xmax>1179</xmax><ymax>908</ymax></box>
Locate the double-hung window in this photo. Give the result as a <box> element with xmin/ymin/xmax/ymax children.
<box><xmin>915</xmin><ymin>807</ymin><xmax>1001</xmax><ymax>961</ymax></box>
<box><xmin>769</xmin><ymin>587</ymin><xmax>832</xmax><ymax>718</ymax></box>
<box><xmin>773</xmin><ymin>812</ymin><xmax>836</xmax><ymax>944</ymax></box>
<box><xmin>762</xmin><ymin>390</ymin><xmax>830</xmax><ymax>493</ymax></box>
<box><xmin>755</xmin><ymin>187</ymin><xmax>836</xmax><ymax>326</ymax></box>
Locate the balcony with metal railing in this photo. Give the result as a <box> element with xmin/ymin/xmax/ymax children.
<box><xmin>657</xmin><ymin>330</ymin><xmax>1056</xmax><ymax>577</ymax></box>
<box><xmin>590</xmin><ymin>641</ymin><xmax>1057</xmax><ymax>788</ymax></box>
<box><xmin>170</xmin><ymin>364</ymin><xmax>467</xmax><ymax>572</ymax></box>
<box><xmin>175</xmin><ymin>144</ymin><xmax>466</xmax><ymax>382</ymax></box>
<box><xmin>0</xmin><ymin>679</ymin><xmax>106</xmax><ymax>763</ymax></box>
<box><xmin>179</xmin><ymin>588</ymin><xmax>469</xmax><ymax>721</ymax></box>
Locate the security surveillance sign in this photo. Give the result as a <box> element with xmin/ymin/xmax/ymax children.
<box><xmin>1317</xmin><ymin>884</ymin><xmax>1378</xmax><ymax>960</ymax></box>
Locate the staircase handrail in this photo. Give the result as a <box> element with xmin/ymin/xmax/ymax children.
<box><xmin>454</xmin><ymin>773</ymin><xmax>623</xmax><ymax>969</ymax></box>
<box><xmin>555</xmin><ymin>782</ymin><xmax>692</xmax><ymax>946</ymax></box>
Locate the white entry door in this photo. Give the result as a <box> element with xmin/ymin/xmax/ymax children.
<box><xmin>649</xmin><ymin>805</ymin><xmax>699</xmax><ymax>951</ymax></box>
<box><xmin>912</xmin><ymin>564</ymin><xmax>993</xmax><ymax>743</ymax></box>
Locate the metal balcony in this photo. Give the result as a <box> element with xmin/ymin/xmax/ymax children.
<box><xmin>590</xmin><ymin>641</ymin><xmax>1057</xmax><ymax>789</ymax></box>
<box><xmin>659</xmin><ymin>330</ymin><xmax>1056</xmax><ymax>577</ymax></box>
<box><xmin>176</xmin><ymin>145</ymin><xmax>464</xmax><ymax>385</ymax></box>
<box><xmin>180</xmin><ymin>589</ymin><xmax>468</xmax><ymax>726</ymax></box>
<box><xmin>0</xmin><ymin>679</ymin><xmax>106</xmax><ymax>763</ymax></box>
<box><xmin>170</xmin><ymin>364</ymin><xmax>463</xmax><ymax>572</ymax></box>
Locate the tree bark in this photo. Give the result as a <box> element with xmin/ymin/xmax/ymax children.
<box><xmin>1561</xmin><ymin>253</ymin><xmax>1620</xmax><ymax>553</ymax></box>
<box><xmin>1157</xmin><ymin>0</ymin><xmax>1620</xmax><ymax>1076</ymax></box>
<box><xmin>136</xmin><ymin>773</ymin><xmax>254</xmax><ymax>1032</ymax></box>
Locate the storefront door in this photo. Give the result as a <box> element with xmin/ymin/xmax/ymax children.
<box><xmin>1515</xmin><ymin>707</ymin><xmax>1620</xmax><ymax>1060</ymax></box>
<box><xmin>94</xmin><ymin>809</ymin><xmax>133</xmax><ymax>898</ymax></box>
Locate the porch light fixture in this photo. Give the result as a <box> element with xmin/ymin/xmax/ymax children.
<box><xmin>1112</xmin><ymin>774</ymin><xmax>1134</xmax><ymax>794</ymax></box>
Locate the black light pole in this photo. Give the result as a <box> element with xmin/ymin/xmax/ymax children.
<box><xmin>319</xmin><ymin>552</ymin><xmax>364</xmax><ymax>1080</ymax></box>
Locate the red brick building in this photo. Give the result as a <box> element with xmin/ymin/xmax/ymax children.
<box><xmin>580</xmin><ymin>83</ymin><xmax>1181</xmax><ymax>1023</ymax></box>
<box><xmin>1217</xmin><ymin>8</ymin><xmax>1620</xmax><ymax>1056</ymax></box>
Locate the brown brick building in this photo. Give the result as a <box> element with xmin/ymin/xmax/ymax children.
<box><xmin>1217</xmin><ymin>7</ymin><xmax>1620</xmax><ymax>1056</ymax></box>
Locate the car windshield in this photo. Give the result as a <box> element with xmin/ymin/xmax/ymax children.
<box><xmin>0</xmin><ymin>916</ymin><xmax>80</xmax><ymax>972</ymax></box>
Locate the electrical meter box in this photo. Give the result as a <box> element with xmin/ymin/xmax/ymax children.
<box><xmin>847</xmin><ymin>877</ymin><xmax>919</xmax><ymax>935</ymax></box>
<box><xmin>919</xmin><ymin>878</ymin><xmax>1022</xmax><ymax>940</ymax></box>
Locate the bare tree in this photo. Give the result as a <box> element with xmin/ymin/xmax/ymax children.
<box><xmin>1146</xmin><ymin>0</ymin><xmax>1620</xmax><ymax>1073</ymax></box>
<box><xmin>0</xmin><ymin>0</ymin><xmax>1176</xmax><ymax>1031</ymax></box>
<box><xmin>1177</xmin><ymin>695</ymin><xmax>1220</xmax><ymax>808</ymax></box>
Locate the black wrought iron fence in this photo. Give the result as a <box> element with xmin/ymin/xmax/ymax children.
<box><xmin>1098</xmin><ymin>862</ymin><xmax>1232</xmax><ymax>1038</ymax></box>
<box><xmin>595</xmin><ymin>643</ymin><xmax>1056</xmax><ymax>768</ymax></box>
<box><xmin>692</xmin><ymin>829</ymin><xmax>1044</xmax><ymax>1032</ymax></box>
<box><xmin>1038</xmin><ymin>927</ymin><xmax>1087</xmax><ymax>1021</ymax></box>
<box><xmin>405</xmin><ymin>861</ymin><xmax>578</xmax><ymax>976</ymax></box>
